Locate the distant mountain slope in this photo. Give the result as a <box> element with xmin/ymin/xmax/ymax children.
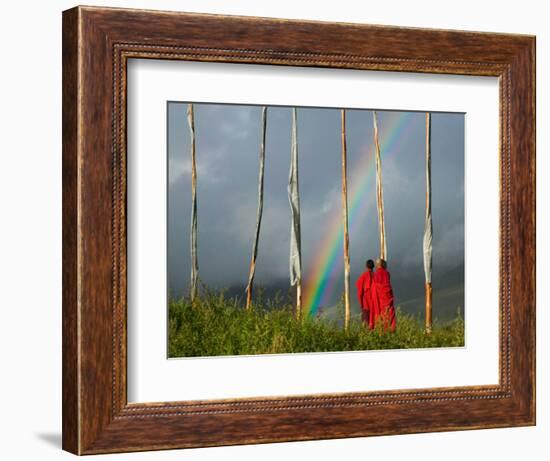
<box><xmin>170</xmin><ymin>263</ymin><xmax>465</xmax><ymax>323</ymax></box>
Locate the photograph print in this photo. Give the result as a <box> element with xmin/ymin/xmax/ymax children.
<box><xmin>167</xmin><ymin>102</ymin><xmax>465</xmax><ymax>358</ymax></box>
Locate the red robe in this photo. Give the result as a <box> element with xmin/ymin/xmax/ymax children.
<box><xmin>373</xmin><ymin>267</ymin><xmax>396</xmax><ymax>332</ymax></box>
<box><xmin>355</xmin><ymin>270</ymin><xmax>376</xmax><ymax>329</ymax></box>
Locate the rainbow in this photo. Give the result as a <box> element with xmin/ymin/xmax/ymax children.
<box><xmin>303</xmin><ymin>110</ymin><xmax>418</xmax><ymax>316</ymax></box>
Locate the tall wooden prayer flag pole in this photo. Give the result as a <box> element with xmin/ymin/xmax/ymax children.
<box><xmin>245</xmin><ymin>107</ymin><xmax>267</xmax><ymax>309</ymax></box>
<box><xmin>373</xmin><ymin>111</ymin><xmax>387</xmax><ymax>260</ymax></box>
<box><xmin>187</xmin><ymin>103</ymin><xmax>199</xmax><ymax>302</ymax></box>
<box><xmin>288</xmin><ymin>108</ymin><xmax>302</xmax><ymax>318</ymax></box>
<box><xmin>341</xmin><ymin>110</ymin><xmax>351</xmax><ymax>331</ymax></box>
<box><xmin>424</xmin><ymin>112</ymin><xmax>433</xmax><ymax>334</ymax></box>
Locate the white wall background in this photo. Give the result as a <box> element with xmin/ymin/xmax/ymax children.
<box><xmin>0</xmin><ymin>1</ymin><xmax>546</xmax><ymax>459</ymax></box>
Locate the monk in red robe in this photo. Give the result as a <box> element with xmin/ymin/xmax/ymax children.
<box><xmin>355</xmin><ymin>259</ymin><xmax>376</xmax><ymax>329</ymax></box>
<box><xmin>373</xmin><ymin>258</ymin><xmax>396</xmax><ymax>332</ymax></box>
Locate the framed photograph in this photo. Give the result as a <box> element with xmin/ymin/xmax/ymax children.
<box><xmin>62</xmin><ymin>5</ymin><xmax>535</xmax><ymax>455</ymax></box>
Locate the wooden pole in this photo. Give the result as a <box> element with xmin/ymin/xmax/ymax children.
<box><xmin>373</xmin><ymin>112</ymin><xmax>387</xmax><ymax>260</ymax></box>
<box><xmin>424</xmin><ymin>112</ymin><xmax>433</xmax><ymax>334</ymax></box>
<box><xmin>341</xmin><ymin>110</ymin><xmax>351</xmax><ymax>331</ymax></box>
<box><xmin>187</xmin><ymin>103</ymin><xmax>199</xmax><ymax>302</ymax></box>
<box><xmin>425</xmin><ymin>282</ymin><xmax>433</xmax><ymax>333</ymax></box>
<box><xmin>246</xmin><ymin>264</ymin><xmax>254</xmax><ymax>309</ymax></box>
<box><xmin>296</xmin><ymin>284</ymin><xmax>302</xmax><ymax>320</ymax></box>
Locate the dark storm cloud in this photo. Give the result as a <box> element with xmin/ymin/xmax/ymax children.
<box><xmin>168</xmin><ymin>103</ymin><xmax>464</xmax><ymax>320</ymax></box>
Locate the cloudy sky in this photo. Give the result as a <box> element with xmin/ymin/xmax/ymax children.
<box><xmin>167</xmin><ymin>102</ymin><xmax>464</xmax><ymax>321</ymax></box>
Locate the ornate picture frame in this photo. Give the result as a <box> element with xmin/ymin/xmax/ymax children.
<box><xmin>62</xmin><ymin>5</ymin><xmax>535</xmax><ymax>454</ymax></box>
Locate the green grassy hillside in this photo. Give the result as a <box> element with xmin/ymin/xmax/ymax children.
<box><xmin>168</xmin><ymin>290</ymin><xmax>464</xmax><ymax>358</ymax></box>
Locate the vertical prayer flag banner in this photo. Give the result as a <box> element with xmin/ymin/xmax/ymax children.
<box><xmin>288</xmin><ymin>107</ymin><xmax>302</xmax><ymax>287</ymax></box>
<box><xmin>424</xmin><ymin>112</ymin><xmax>434</xmax><ymax>333</ymax></box>
<box><xmin>245</xmin><ymin>106</ymin><xmax>267</xmax><ymax>308</ymax></box>
<box><xmin>288</xmin><ymin>107</ymin><xmax>303</xmax><ymax>314</ymax></box>
<box><xmin>423</xmin><ymin>112</ymin><xmax>433</xmax><ymax>284</ymax></box>
<box><xmin>167</xmin><ymin>102</ymin><xmax>464</xmax><ymax>358</ymax></box>
<box><xmin>187</xmin><ymin>103</ymin><xmax>199</xmax><ymax>301</ymax></box>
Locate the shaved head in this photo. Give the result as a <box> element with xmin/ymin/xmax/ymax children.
<box><xmin>376</xmin><ymin>258</ymin><xmax>387</xmax><ymax>269</ymax></box>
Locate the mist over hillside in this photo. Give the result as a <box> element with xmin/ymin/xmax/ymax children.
<box><xmin>169</xmin><ymin>262</ymin><xmax>464</xmax><ymax>323</ymax></box>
